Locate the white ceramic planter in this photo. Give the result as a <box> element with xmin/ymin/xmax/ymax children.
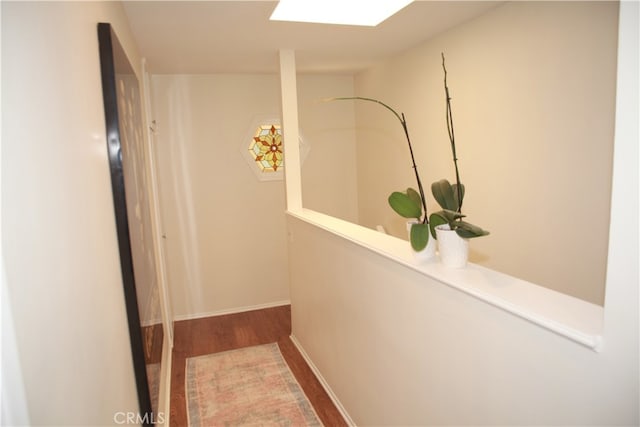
<box><xmin>435</xmin><ymin>224</ymin><xmax>469</xmax><ymax>268</ymax></box>
<box><xmin>406</xmin><ymin>220</ymin><xmax>436</xmax><ymax>261</ymax></box>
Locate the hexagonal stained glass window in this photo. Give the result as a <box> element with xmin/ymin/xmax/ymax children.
<box><xmin>240</xmin><ymin>116</ymin><xmax>309</xmax><ymax>182</ymax></box>
<box><xmin>248</xmin><ymin>124</ymin><xmax>283</xmax><ymax>173</ymax></box>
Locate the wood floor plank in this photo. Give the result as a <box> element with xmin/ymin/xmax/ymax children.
<box><xmin>170</xmin><ymin>305</ymin><xmax>348</xmax><ymax>426</ymax></box>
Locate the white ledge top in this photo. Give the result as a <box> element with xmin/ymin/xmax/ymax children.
<box><xmin>287</xmin><ymin>208</ymin><xmax>604</xmax><ymax>352</ymax></box>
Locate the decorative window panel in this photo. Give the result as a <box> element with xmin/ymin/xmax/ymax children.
<box><xmin>248</xmin><ymin>124</ymin><xmax>283</xmax><ymax>172</ymax></box>
<box><xmin>241</xmin><ymin>116</ymin><xmax>309</xmax><ymax>182</ymax></box>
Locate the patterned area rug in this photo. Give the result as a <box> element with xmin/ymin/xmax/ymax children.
<box><xmin>186</xmin><ymin>343</ymin><xmax>323</xmax><ymax>426</ymax></box>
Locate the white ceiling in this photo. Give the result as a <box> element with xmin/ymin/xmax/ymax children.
<box><xmin>123</xmin><ymin>1</ymin><xmax>502</xmax><ymax>74</ymax></box>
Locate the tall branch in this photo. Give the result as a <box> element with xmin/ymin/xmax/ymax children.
<box><xmin>329</xmin><ymin>96</ymin><xmax>429</xmax><ymax>222</ymax></box>
<box><xmin>442</xmin><ymin>53</ymin><xmax>463</xmax><ymax>213</ymax></box>
<box><xmin>400</xmin><ymin>113</ymin><xmax>428</xmax><ymax>222</ymax></box>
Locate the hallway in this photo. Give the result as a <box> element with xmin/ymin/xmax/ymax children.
<box><xmin>170</xmin><ymin>305</ymin><xmax>347</xmax><ymax>426</ymax></box>
<box><xmin>2</xmin><ymin>2</ymin><xmax>637</xmax><ymax>425</ymax></box>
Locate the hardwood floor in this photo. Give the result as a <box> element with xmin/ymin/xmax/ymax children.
<box><xmin>170</xmin><ymin>305</ymin><xmax>348</xmax><ymax>426</ymax></box>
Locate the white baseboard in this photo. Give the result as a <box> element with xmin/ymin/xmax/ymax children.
<box><xmin>173</xmin><ymin>300</ymin><xmax>291</xmax><ymax>322</ymax></box>
<box><xmin>289</xmin><ymin>334</ymin><xmax>356</xmax><ymax>427</ymax></box>
<box><xmin>141</xmin><ymin>317</ymin><xmax>163</xmax><ymax>328</ymax></box>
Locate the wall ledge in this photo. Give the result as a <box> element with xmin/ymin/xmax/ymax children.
<box><xmin>287</xmin><ymin>208</ymin><xmax>604</xmax><ymax>352</ymax></box>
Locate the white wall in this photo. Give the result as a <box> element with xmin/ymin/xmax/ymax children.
<box><xmin>151</xmin><ymin>73</ymin><xmax>357</xmax><ymax>319</ymax></box>
<box><xmin>352</xmin><ymin>1</ymin><xmax>617</xmax><ymax>305</ymax></box>
<box><xmin>151</xmin><ymin>74</ymin><xmax>289</xmax><ymax>319</ymax></box>
<box><xmin>2</xmin><ymin>2</ymin><xmax>144</xmax><ymax>425</ymax></box>
<box><xmin>288</xmin><ymin>1</ymin><xmax>638</xmax><ymax>425</ymax></box>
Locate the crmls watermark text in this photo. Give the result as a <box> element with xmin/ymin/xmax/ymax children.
<box><xmin>114</xmin><ymin>411</ymin><xmax>165</xmax><ymax>425</ymax></box>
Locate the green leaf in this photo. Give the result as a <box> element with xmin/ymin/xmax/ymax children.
<box><xmin>431</xmin><ymin>179</ymin><xmax>457</xmax><ymax>211</ymax></box>
<box><xmin>452</xmin><ymin>183</ymin><xmax>465</xmax><ymax>210</ymax></box>
<box><xmin>428</xmin><ymin>212</ymin><xmax>448</xmax><ymax>239</ymax></box>
<box><xmin>406</xmin><ymin>188</ymin><xmax>422</xmax><ymax>211</ymax></box>
<box><xmin>454</xmin><ymin>221</ymin><xmax>490</xmax><ymax>239</ymax></box>
<box><xmin>388</xmin><ymin>191</ymin><xmax>421</xmax><ymax>219</ymax></box>
<box><xmin>410</xmin><ymin>222</ymin><xmax>430</xmax><ymax>251</ymax></box>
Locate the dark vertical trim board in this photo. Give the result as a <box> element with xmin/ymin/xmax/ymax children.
<box><xmin>97</xmin><ymin>22</ymin><xmax>153</xmax><ymax>425</ymax></box>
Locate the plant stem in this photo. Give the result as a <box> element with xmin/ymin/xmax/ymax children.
<box><xmin>333</xmin><ymin>96</ymin><xmax>403</xmax><ymax>124</ymax></box>
<box><xmin>330</xmin><ymin>96</ymin><xmax>429</xmax><ymax>222</ymax></box>
<box><xmin>400</xmin><ymin>113</ymin><xmax>428</xmax><ymax>222</ymax></box>
<box><xmin>441</xmin><ymin>53</ymin><xmax>463</xmax><ymax>214</ymax></box>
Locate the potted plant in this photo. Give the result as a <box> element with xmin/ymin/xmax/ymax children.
<box><xmin>327</xmin><ymin>97</ymin><xmax>435</xmax><ymax>257</ymax></box>
<box><xmin>429</xmin><ymin>54</ymin><xmax>489</xmax><ymax>267</ymax></box>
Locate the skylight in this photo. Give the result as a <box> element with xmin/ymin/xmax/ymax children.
<box><xmin>269</xmin><ymin>0</ymin><xmax>414</xmax><ymax>27</ymax></box>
